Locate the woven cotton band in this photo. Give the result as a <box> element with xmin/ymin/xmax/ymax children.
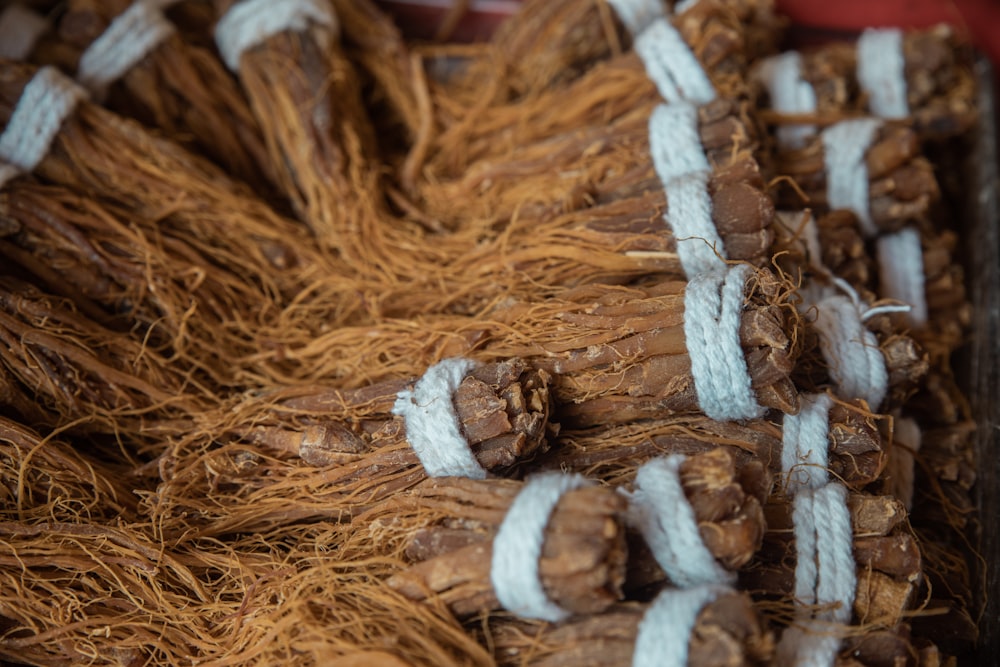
<box><xmin>634</xmin><ymin>16</ymin><xmax>715</xmax><ymax>105</ymax></box>
<box><xmin>628</xmin><ymin>456</ymin><xmax>734</xmax><ymax>586</ymax></box>
<box><xmin>876</xmin><ymin>228</ymin><xmax>928</xmax><ymax>327</ymax></box>
<box><xmin>781</xmin><ymin>393</ymin><xmax>834</xmax><ymax>494</ymax></box>
<box><xmin>0</xmin><ymin>4</ymin><xmax>48</xmax><ymax>60</ymax></box>
<box><xmin>648</xmin><ymin>103</ymin><xmax>725</xmax><ymax>276</ymax></box>
<box><xmin>812</xmin><ymin>293</ymin><xmax>888</xmax><ymax>410</ymax></box>
<box><xmin>491</xmin><ymin>472</ymin><xmax>590</xmax><ymax>621</ymax></box>
<box><xmin>632</xmin><ymin>584</ymin><xmax>730</xmax><ymax>667</ymax></box>
<box><xmin>791</xmin><ymin>483</ymin><xmax>856</xmax><ymax>618</ymax></box>
<box><xmin>215</xmin><ymin>0</ymin><xmax>337</xmax><ymax>72</ymax></box>
<box><xmin>684</xmin><ymin>264</ymin><xmax>765</xmax><ymax>421</ymax></box>
<box><xmin>391</xmin><ymin>357</ymin><xmax>487</xmax><ymax>479</ymax></box>
<box><xmin>755</xmin><ymin>51</ymin><xmax>818</xmax><ymax>149</ymax></box>
<box><xmin>606</xmin><ymin>0</ymin><xmax>664</xmax><ymax>36</ymax></box>
<box><xmin>822</xmin><ymin>118</ymin><xmax>882</xmax><ymax>238</ymax></box>
<box><xmin>857</xmin><ymin>28</ymin><xmax>909</xmax><ymax>119</ymax></box>
<box><xmin>0</xmin><ymin>67</ymin><xmax>87</xmax><ymax>189</ymax></box>
<box><xmin>76</xmin><ymin>0</ymin><xmax>178</xmax><ymax>96</ymax></box>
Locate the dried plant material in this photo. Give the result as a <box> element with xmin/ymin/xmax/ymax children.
<box><xmin>0</xmin><ymin>520</ymin><xmax>492</xmax><ymax>666</ymax></box>
<box><xmin>755</xmin><ymin>24</ymin><xmax>977</xmax><ymax>140</ymax></box>
<box><xmin>485</xmin><ymin>591</ymin><xmax>774</xmax><ymax>667</ymax></box>
<box><xmin>0</xmin><ymin>180</ymin><xmax>279</xmax><ymax>385</ymax></box>
<box><xmin>264</xmin><ymin>266</ymin><xmax>801</xmax><ymax>422</ymax></box>
<box><xmin>146</xmin><ymin>359</ymin><xmax>552</xmax><ymax>537</ymax></box>
<box><xmin>772</xmin><ymin>209</ymin><xmax>874</xmax><ymax>290</ymax></box>
<box><xmin>772</xmin><ymin>122</ymin><xmax>940</xmax><ymax>231</ymax></box>
<box><xmin>0</xmin><ymin>416</ymin><xmax>137</xmax><ymax>522</ymax></box>
<box><xmin>0</xmin><ymin>277</ymin><xmax>207</xmax><ymax>453</ymax></box>
<box><xmin>365</xmin><ymin>476</ymin><xmax>627</xmax><ymax>619</ymax></box>
<box><xmin>745</xmin><ymin>491</ymin><xmax>922</xmax><ymax>628</ymax></box>
<box><xmin>31</xmin><ymin>0</ymin><xmax>280</xmax><ymax>198</ymax></box>
<box><xmin>540</xmin><ymin>398</ymin><xmax>884</xmax><ymax>490</ymax></box>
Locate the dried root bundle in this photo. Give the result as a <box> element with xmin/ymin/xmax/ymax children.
<box><xmin>30</xmin><ymin>0</ymin><xmax>280</xmax><ymax>197</ymax></box>
<box><xmin>754</xmin><ymin>24</ymin><xmax>977</xmax><ymax>140</ymax></box>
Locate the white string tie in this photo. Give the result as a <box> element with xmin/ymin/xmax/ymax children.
<box><xmin>76</xmin><ymin>0</ymin><xmax>179</xmax><ymax>97</ymax></box>
<box><xmin>648</xmin><ymin>102</ymin><xmax>710</xmax><ymax>180</ymax></box>
<box><xmin>781</xmin><ymin>393</ymin><xmax>834</xmax><ymax>494</ymax></box>
<box><xmin>215</xmin><ymin>0</ymin><xmax>337</xmax><ymax>72</ymax></box>
<box><xmin>634</xmin><ymin>16</ymin><xmax>715</xmax><ymax>105</ymax></box>
<box><xmin>876</xmin><ymin>228</ymin><xmax>928</xmax><ymax>327</ymax></box>
<box><xmin>627</xmin><ymin>455</ymin><xmax>735</xmax><ymax>586</ymax></box>
<box><xmin>821</xmin><ymin>118</ymin><xmax>882</xmax><ymax>238</ymax></box>
<box><xmin>857</xmin><ymin>28</ymin><xmax>909</xmax><ymax>119</ymax></box>
<box><xmin>684</xmin><ymin>264</ymin><xmax>765</xmax><ymax>421</ymax></box>
<box><xmin>0</xmin><ymin>4</ymin><xmax>48</xmax><ymax>60</ymax></box>
<box><xmin>491</xmin><ymin>472</ymin><xmax>590</xmax><ymax>622</ymax></box>
<box><xmin>811</xmin><ymin>291</ymin><xmax>889</xmax><ymax>410</ymax></box>
<box><xmin>632</xmin><ymin>584</ymin><xmax>731</xmax><ymax>667</ymax></box>
<box><xmin>606</xmin><ymin>0</ymin><xmax>664</xmax><ymax>36</ymax></box>
<box><xmin>755</xmin><ymin>51</ymin><xmax>818</xmax><ymax>149</ymax></box>
<box><xmin>0</xmin><ymin>66</ymin><xmax>87</xmax><ymax>189</ymax></box>
<box><xmin>391</xmin><ymin>357</ymin><xmax>487</xmax><ymax>479</ymax></box>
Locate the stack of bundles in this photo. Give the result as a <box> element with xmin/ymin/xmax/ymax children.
<box><xmin>0</xmin><ymin>0</ymin><xmax>984</xmax><ymax>665</ymax></box>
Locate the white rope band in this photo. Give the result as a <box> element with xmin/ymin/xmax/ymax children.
<box><xmin>633</xmin><ymin>584</ymin><xmax>731</xmax><ymax>667</ymax></box>
<box><xmin>0</xmin><ymin>4</ymin><xmax>48</xmax><ymax>61</ymax></box>
<box><xmin>684</xmin><ymin>264</ymin><xmax>765</xmax><ymax>421</ymax></box>
<box><xmin>76</xmin><ymin>0</ymin><xmax>178</xmax><ymax>97</ymax></box>
<box><xmin>648</xmin><ymin>102</ymin><xmax>725</xmax><ymax>276</ymax></box>
<box><xmin>391</xmin><ymin>357</ymin><xmax>487</xmax><ymax>480</ymax></box>
<box><xmin>781</xmin><ymin>393</ymin><xmax>834</xmax><ymax>494</ymax></box>
<box><xmin>606</xmin><ymin>0</ymin><xmax>664</xmax><ymax>36</ymax></box>
<box><xmin>791</xmin><ymin>483</ymin><xmax>856</xmax><ymax>620</ymax></box>
<box><xmin>649</xmin><ymin>102</ymin><xmax>710</xmax><ymax>180</ymax></box>
<box><xmin>0</xmin><ymin>66</ymin><xmax>87</xmax><ymax>189</ymax></box>
<box><xmin>628</xmin><ymin>456</ymin><xmax>734</xmax><ymax>586</ymax></box>
<box><xmin>876</xmin><ymin>228</ymin><xmax>928</xmax><ymax>327</ymax></box>
<box><xmin>634</xmin><ymin>16</ymin><xmax>715</xmax><ymax>105</ymax></box>
<box><xmin>215</xmin><ymin>0</ymin><xmax>337</xmax><ymax>72</ymax></box>
<box><xmin>822</xmin><ymin>118</ymin><xmax>882</xmax><ymax>238</ymax></box>
<box><xmin>812</xmin><ymin>293</ymin><xmax>888</xmax><ymax>410</ymax></box>
<box><xmin>755</xmin><ymin>51</ymin><xmax>818</xmax><ymax>149</ymax></box>
<box><xmin>857</xmin><ymin>28</ymin><xmax>909</xmax><ymax>119</ymax></box>
<box><xmin>490</xmin><ymin>472</ymin><xmax>590</xmax><ymax>622</ymax></box>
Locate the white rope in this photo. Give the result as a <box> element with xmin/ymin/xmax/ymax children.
<box><xmin>76</xmin><ymin>0</ymin><xmax>179</xmax><ymax>97</ymax></box>
<box><xmin>391</xmin><ymin>357</ymin><xmax>487</xmax><ymax>479</ymax></box>
<box><xmin>634</xmin><ymin>16</ymin><xmax>715</xmax><ymax>105</ymax></box>
<box><xmin>647</xmin><ymin>103</ymin><xmax>725</xmax><ymax>276</ymax></box>
<box><xmin>876</xmin><ymin>228</ymin><xmax>928</xmax><ymax>327</ymax></box>
<box><xmin>684</xmin><ymin>264</ymin><xmax>765</xmax><ymax>421</ymax></box>
<box><xmin>215</xmin><ymin>0</ymin><xmax>337</xmax><ymax>72</ymax></box>
<box><xmin>811</xmin><ymin>292</ymin><xmax>888</xmax><ymax>410</ymax></box>
<box><xmin>779</xmin><ymin>482</ymin><xmax>856</xmax><ymax>667</ymax></box>
<box><xmin>0</xmin><ymin>66</ymin><xmax>87</xmax><ymax>189</ymax></box>
<box><xmin>754</xmin><ymin>51</ymin><xmax>818</xmax><ymax>149</ymax></box>
<box><xmin>821</xmin><ymin>118</ymin><xmax>882</xmax><ymax>238</ymax></box>
<box><xmin>781</xmin><ymin>393</ymin><xmax>834</xmax><ymax>494</ymax></box>
<box><xmin>0</xmin><ymin>4</ymin><xmax>48</xmax><ymax>60</ymax></box>
<box><xmin>857</xmin><ymin>28</ymin><xmax>909</xmax><ymax>119</ymax></box>
<box><xmin>490</xmin><ymin>472</ymin><xmax>590</xmax><ymax>621</ymax></box>
<box><xmin>606</xmin><ymin>0</ymin><xmax>664</xmax><ymax>36</ymax></box>
<box><xmin>632</xmin><ymin>584</ymin><xmax>731</xmax><ymax>667</ymax></box>
<box><xmin>627</xmin><ymin>456</ymin><xmax>735</xmax><ymax>587</ymax></box>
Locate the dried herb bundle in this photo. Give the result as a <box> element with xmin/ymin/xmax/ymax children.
<box><xmin>146</xmin><ymin>358</ymin><xmax>552</xmax><ymax>536</ymax></box>
<box><xmin>541</xmin><ymin>400</ymin><xmax>885</xmax><ymax>490</ymax></box>
<box><xmin>772</xmin><ymin>122</ymin><xmax>940</xmax><ymax>231</ymax></box>
<box><xmin>369</xmin><ymin>476</ymin><xmax>628</xmax><ymax>619</ymax></box>
<box><xmin>485</xmin><ymin>591</ymin><xmax>774</xmax><ymax>667</ymax></box>
<box><xmin>754</xmin><ymin>24</ymin><xmax>977</xmax><ymax>140</ymax></box>
<box><xmin>0</xmin><ymin>180</ymin><xmax>280</xmax><ymax>386</ymax></box>
<box><xmin>30</xmin><ymin>0</ymin><xmax>280</xmax><ymax>197</ymax></box>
